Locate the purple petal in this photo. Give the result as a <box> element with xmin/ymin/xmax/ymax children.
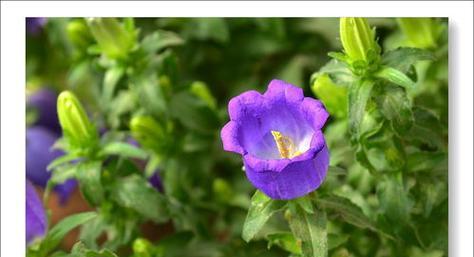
<box><xmin>26</xmin><ymin>126</ymin><xmax>76</xmax><ymax>204</ymax></box>
<box><xmin>244</xmin><ymin>145</ymin><xmax>329</xmax><ymax>200</ymax></box>
<box><xmin>26</xmin><ymin>17</ymin><xmax>47</xmax><ymax>36</ymax></box>
<box><xmin>264</xmin><ymin>79</ymin><xmax>304</xmax><ymax>104</ymax></box>
<box><xmin>221</xmin><ymin>121</ymin><xmax>244</xmax><ymax>154</ymax></box>
<box><xmin>300</xmin><ymin>97</ymin><xmax>330</xmax><ymax>130</ymax></box>
<box><xmin>26</xmin><ymin>180</ymin><xmax>47</xmax><ymax>245</ymax></box>
<box><xmin>26</xmin><ymin>127</ymin><xmax>62</xmax><ymax>187</ymax></box>
<box><xmin>28</xmin><ymin>89</ymin><xmax>61</xmax><ymax>134</ymax></box>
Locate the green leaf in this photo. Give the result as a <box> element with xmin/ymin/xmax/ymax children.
<box><xmin>311</xmin><ymin>59</ymin><xmax>354</xmax><ymax>87</ymax></box>
<box><xmin>111</xmin><ymin>174</ymin><xmax>169</xmax><ymax>223</ymax></box>
<box><xmin>382</xmin><ymin>47</ymin><xmax>435</xmax><ymax>73</ymax></box>
<box><xmin>377</xmin><ymin>176</ymin><xmax>412</xmax><ymax>224</ymax></box>
<box><xmin>101</xmin><ymin>142</ymin><xmax>148</xmax><ymax>160</ymax></box>
<box><xmin>348</xmin><ymin>80</ymin><xmax>375</xmax><ymax>139</ymax></box>
<box><xmin>141</xmin><ymin>30</ymin><xmax>184</xmax><ymax>54</ymax></box>
<box><xmin>407</xmin><ymin>151</ymin><xmax>446</xmax><ymax>173</ymax></box>
<box><xmin>103</xmin><ymin>66</ymin><xmax>125</xmax><ymax>102</ymax></box>
<box><xmin>169</xmin><ymin>91</ymin><xmax>220</xmax><ymax>134</ymax></box>
<box><xmin>76</xmin><ymin>161</ymin><xmax>104</xmax><ymax>206</ymax></box>
<box><xmin>317</xmin><ymin>195</ymin><xmax>378</xmax><ymax>232</ymax></box>
<box><xmin>266</xmin><ymin>232</ymin><xmax>302</xmax><ymax>254</ymax></box>
<box><xmin>40</xmin><ymin>212</ymin><xmax>97</xmax><ymax>254</ymax></box>
<box><xmin>328</xmin><ymin>234</ymin><xmax>349</xmax><ymax>250</ymax></box>
<box><xmin>47</xmin><ymin>154</ymin><xmax>79</xmax><ymax>171</ymax></box>
<box><xmin>405</xmin><ymin>107</ymin><xmax>446</xmax><ymax>150</ymax></box>
<box><xmin>376</xmin><ymin>85</ymin><xmax>414</xmax><ymax>135</ymax></box>
<box><xmin>287</xmin><ymin>203</ymin><xmax>327</xmax><ymax>257</ymax></box>
<box><xmin>242</xmin><ymin>190</ymin><xmax>286</xmax><ymax>242</ymax></box>
<box><xmin>375</xmin><ymin>66</ymin><xmax>415</xmax><ymax>89</ymax></box>
<box><xmin>70</xmin><ymin>242</ymin><xmax>118</xmax><ymax>257</ymax></box>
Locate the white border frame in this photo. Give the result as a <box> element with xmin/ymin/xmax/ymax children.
<box><xmin>1</xmin><ymin>1</ymin><xmax>473</xmax><ymax>256</ymax></box>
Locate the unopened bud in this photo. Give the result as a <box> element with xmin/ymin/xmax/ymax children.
<box><xmin>86</xmin><ymin>18</ymin><xmax>135</xmax><ymax>59</ymax></box>
<box><xmin>57</xmin><ymin>91</ymin><xmax>98</xmax><ymax>149</ymax></box>
<box><xmin>340</xmin><ymin>17</ymin><xmax>379</xmax><ymax>63</ymax></box>
<box><xmin>130</xmin><ymin>116</ymin><xmax>165</xmax><ymax>153</ymax></box>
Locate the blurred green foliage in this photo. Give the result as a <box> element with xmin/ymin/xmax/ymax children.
<box><xmin>26</xmin><ymin>17</ymin><xmax>448</xmax><ymax>257</ymax></box>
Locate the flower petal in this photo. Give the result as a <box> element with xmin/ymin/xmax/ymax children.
<box><xmin>221</xmin><ymin>121</ymin><xmax>245</xmax><ymax>154</ymax></box>
<box><xmin>26</xmin><ymin>180</ymin><xmax>47</xmax><ymax>244</ymax></box>
<box><xmin>244</xmin><ymin>145</ymin><xmax>329</xmax><ymax>200</ymax></box>
<box><xmin>264</xmin><ymin>79</ymin><xmax>304</xmax><ymax>104</ymax></box>
<box><xmin>228</xmin><ymin>90</ymin><xmax>264</xmax><ymax>122</ymax></box>
<box><xmin>300</xmin><ymin>97</ymin><xmax>330</xmax><ymax>130</ymax></box>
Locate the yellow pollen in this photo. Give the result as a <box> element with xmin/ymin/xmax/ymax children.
<box><xmin>271</xmin><ymin>130</ymin><xmax>302</xmax><ymax>158</ymax></box>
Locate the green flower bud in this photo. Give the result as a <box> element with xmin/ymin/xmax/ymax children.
<box><xmin>86</xmin><ymin>18</ymin><xmax>135</xmax><ymax>60</ymax></box>
<box><xmin>67</xmin><ymin>19</ymin><xmax>93</xmax><ymax>50</ymax></box>
<box><xmin>340</xmin><ymin>17</ymin><xmax>379</xmax><ymax>63</ymax></box>
<box><xmin>133</xmin><ymin>238</ymin><xmax>153</xmax><ymax>257</ymax></box>
<box><xmin>397</xmin><ymin>18</ymin><xmax>439</xmax><ymax>49</ymax></box>
<box><xmin>57</xmin><ymin>91</ymin><xmax>98</xmax><ymax>150</ymax></box>
<box><xmin>130</xmin><ymin>116</ymin><xmax>165</xmax><ymax>153</ymax></box>
<box><xmin>311</xmin><ymin>73</ymin><xmax>348</xmax><ymax>118</ymax></box>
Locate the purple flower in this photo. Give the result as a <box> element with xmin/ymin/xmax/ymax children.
<box><xmin>220</xmin><ymin>79</ymin><xmax>330</xmax><ymax>200</ymax></box>
<box><xmin>26</xmin><ymin>17</ymin><xmax>47</xmax><ymax>36</ymax></box>
<box><xmin>27</xmin><ymin>127</ymin><xmax>76</xmax><ymax>204</ymax></box>
<box><xmin>28</xmin><ymin>89</ymin><xmax>61</xmax><ymax>134</ymax></box>
<box><xmin>148</xmin><ymin>170</ymin><xmax>164</xmax><ymax>192</ymax></box>
<box><xmin>26</xmin><ymin>180</ymin><xmax>47</xmax><ymax>245</ymax></box>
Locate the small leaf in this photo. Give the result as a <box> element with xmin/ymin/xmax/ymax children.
<box><xmin>287</xmin><ymin>202</ymin><xmax>327</xmax><ymax>257</ymax></box>
<box><xmin>103</xmin><ymin>66</ymin><xmax>125</xmax><ymax>102</ymax></box>
<box><xmin>348</xmin><ymin>80</ymin><xmax>375</xmax><ymax>139</ymax></box>
<box><xmin>76</xmin><ymin>161</ymin><xmax>104</xmax><ymax>206</ymax></box>
<box><xmin>47</xmin><ymin>154</ymin><xmax>80</xmax><ymax>171</ymax></box>
<box><xmin>40</xmin><ymin>212</ymin><xmax>97</xmax><ymax>254</ymax></box>
<box><xmin>328</xmin><ymin>234</ymin><xmax>349</xmax><ymax>250</ymax></box>
<box><xmin>376</xmin><ymin>85</ymin><xmax>414</xmax><ymax>135</ymax></box>
<box><xmin>242</xmin><ymin>190</ymin><xmax>286</xmax><ymax>242</ymax></box>
<box><xmin>382</xmin><ymin>47</ymin><xmax>435</xmax><ymax>73</ymax></box>
<box><xmin>377</xmin><ymin>176</ymin><xmax>412</xmax><ymax>224</ymax></box>
<box><xmin>407</xmin><ymin>151</ymin><xmax>446</xmax><ymax>173</ymax></box>
<box><xmin>375</xmin><ymin>66</ymin><xmax>415</xmax><ymax>89</ymax></box>
<box><xmin>101</xmin><ymin>142</ymin><xmax>148</xmax><ymax>160</ymax></box>
<box><xmin>141</xmin><ymin>30</ymin><xmax>184</xmax><ymax>54</ymax></box>
<box><xmin>266</xmin><ymin>232</ymin><xmax>302</xmax><ymax>254</ymax></box>
<box><xmin>317</xmin><ymin>195</ymin><xmax>378</xmax><ymax>232</ymax></box>
<box><xmin>111</xmin><ymin>174</ymin><xmax>169</xmax><ymax>223</ymax></box>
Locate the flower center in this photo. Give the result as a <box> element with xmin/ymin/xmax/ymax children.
<box><xmin>271</xmin><ymin>130</ymin><xmax>302</xmax><ymax>158</ymax></box>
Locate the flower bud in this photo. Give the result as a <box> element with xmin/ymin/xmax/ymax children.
<box><xmin>397</xmin><ymin>18</ymin><xmax>438</xmax><ymax>49</ymax></box>
<box><xmin>86</xmin><ymin>18</ymin><xmax>135</xmax><ymax>59</ymax></box>
<box><xmin>57</xmin><ymin>91</ymin><xmax>98</xmax><ymax>149</ymax></box>
<box><xmin>130</xmin><ymin>116</ymin><xmax>165</xmax><ymax>153</ymax></box>
<box><xmin>340</xmin><ymin>17</ymin><xmax>379</xmax><ymax>63</ymax></box>
<box><xmin>311</xmin><ymin>73</ymin><xmax>347</xmax><ymax>118</ymax></box>
<box><xmin>67</xmin><ymin>19</ymin><xmax>93</xmax><ymax>50</ymax></box>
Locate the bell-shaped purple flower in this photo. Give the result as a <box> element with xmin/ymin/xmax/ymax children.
<box><xmin>26</xmin><ymin>180</ymin><xmax>47</xmax><ymax>245</ymax></box>
<box><xmin>27</xmin><ymin>126</ymin><xmax>76</xmax><ymax>203</ymax></box>
<box><xmin>221</xmin><ymin>79</ymin><xmax>330</xmax><ymax>200</ymax></box>
<box><xmin>27</xmin><ymin>89</ymin><xmax>61</xmax><ymax>134</ymax></box>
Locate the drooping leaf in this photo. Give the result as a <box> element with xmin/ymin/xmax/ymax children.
<box><xmin>40</xmin><ymin>212</ymin><xmax>97</xmax><ymax>254</ymax></box>
<box><xmin>382</xmin><ymin>47</ymin><xmax>435</xmax><ymax>73</ymax></box>
<box><xmin>266</xmin><ymin>232</ymin><xmax>301</xmax><ymax>254</ymax></box>
<box><xmin>76</xmin><ymin>161</ymin><xmax>104</xmax><ymax>206</ymax></box>
<box><xmin>141</xmin><ymin>30</ymin><xmax>184</xmax><ymax>54</ymax></box>
<box><xmin>242</xmin><ymin>190</ymin><xmax>286</xmax><ymax>242</ymax></box>
<box><xmin>100</xmin><ymin>142</ymin><xmax>148</xmax><ymax>160</ymax></box>
<box><xmin>348</xmin><ymin>80</ymin><xmax>375</xmax><ymax>139</ymax></box>
<box><xmin>287</xmin><ymin>202</ymin><xmax>327</xmax><ymax>257</ymax></box>
<box><xmin>111</xmin><ymin>174</ymin><xmax>169</xmax><ymax>223</ymax></box>
<box><xmin>375</xmin><ymin>66</ymin><xmax>415</xmax><ymax>89</ymax></box>
<box><xmin>376</xmin><ymin>85</ymin><xmax>414</xmax><ymax>135</ymax></box>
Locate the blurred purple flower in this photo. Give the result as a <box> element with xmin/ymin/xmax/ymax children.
<box><xmin>26</xmin><ymin>17</ymin><xmax>46</xmax><ymax>36</ymax></box>
<box><xmin>28</xmin><ymin>89</ymin><xmax>61</xmax><ymax>134</ymax></box>
<box><xmin>27</xmin><ymin>126</ymin><xmax>76</xmax><ymax>204</ymax></box>
<box><xmin>26</xmin><ymin>180</ymin><xmax>47</xmax><ymax>245</ymax></box>
<box><xmin>221</xmin><ymin>79</ymin><xmax>330</xmax><ymax>200</ymax></box>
